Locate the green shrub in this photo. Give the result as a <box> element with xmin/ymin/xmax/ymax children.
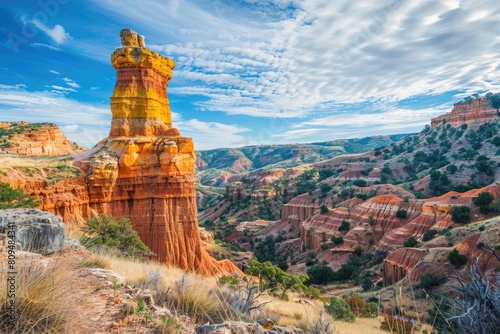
<box><xmin>353</xmin><ymin>179</ymin><xmax>367</xmax><ymax>187</ymax></box>
<box><xmin>0</xmin><ymin>184</ymin><xmax>41</xmax><ymax>209</ymax></box>
<box><xmin>338</xmin><ymin>220</ymin><xmax>350</xmax><ymax>232</ymax></box>
<box><xmin>472</xmin><ymin>191</ymin><xmax>495</xmax><ymax>214</ymax></box>
<box><xmin>80</xmin><ymin>214</ymin><xmax>151</xmax><ymax>258</ymax></box>
<box><xmin>361</xmin><ymin>277</ymin><xmax>373</xmax><ymax>291</ymax></box>
<box><xmin>278</xmin><ymin>261</ymin><xmax>289</xmax><ymax>271</ymax></box>
<box><xmin>446</xmin><ymin>164</ymin><xmax>458</xmax><ymax>174</ymax></box>
<box><xmin>331</xmin><ymin>236</ymin><xmax>344</xmax><ymax>245</ymax></box>
<box><xmin>307</xmin><ymin>265</ymin><xmax>335</xmax><ymax>285</ymax></box>
<box><xmin>246</xmin><ymin>260</ymin><xmax>314</xmax><ymax>297</ymax></box>
<box><xmin>364</xmin><ymin>302</ymin><xmax>378</xmax><ymax>317</ymax></box>
<box><xmin>324</xmin><ymin>297</ymin><xmax>355</xmax><ymax>322</ymax></box>
<box><xmin>422</xmin><ymin>229</ymin><xmax>438</xmax><ymax>241</ymax></box>
<box><xmin>450</xmin><ymin>205</ymin><xmax>471</xmax><ymax>223</ymax></box>
<box><xmin>420</xmin><ymin>273</ymin><xmax>446</xmax><ymax>290</ymax></box>
<box><xmin>395</xmin><ymin>209</ymin><xmax>407</xmax><ymax>219</ymax></box>
<box><xmin>320</xmin><ymin>204</ymin><xmax>329</xmax><ymax>214</ymax></box>
<box><xmin>354</xmin><ymin>246</ymin><xmax>364</xmax><ymax>256</ymax></box>
<box><xmin>403</xmin><ymin>237</ymin><xmax>418</xmax><ymax>247</ymax></box>
<box><xmin>320</xmin><ymin>183</ymin><xmax>332</xmax><ymax>193</ymax></box>
<box><xmin>448</xmin><ymin>249</ymin><xmax>467</xmax><ymax>267</ymax></box>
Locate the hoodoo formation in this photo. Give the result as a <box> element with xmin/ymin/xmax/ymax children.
<box><xmin>0</xmin><ymin>29</ymin><xmax>240</xmax><ymax>276</ymax></box>
<box><xmin>73</xmin><ymin>29</ymin><xmax>240</xmax><ymax>275</ymax></box>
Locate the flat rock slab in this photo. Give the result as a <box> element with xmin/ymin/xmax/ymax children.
<box><xmin>0</xmin><ymin>208</ymin><xmax>65</xmax><ymax>255</ymax></box>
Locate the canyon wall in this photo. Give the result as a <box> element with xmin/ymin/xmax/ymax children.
<box><xmin>430</xmin><ymin>98</ymin><xmax>498</xmax><ymax>127</ymax></box>
<box><xmin>0</xmin><ymin>122</ymin><xmax>83</xmax><ymax>156</ymax></box>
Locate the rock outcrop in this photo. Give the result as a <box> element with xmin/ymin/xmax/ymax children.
<box><xmin>0</xmin><ymin>122</ymin><xmax>84</xmax><ymax>155</ymax></box>
<box><xmin>195</xmin><ymin>319</ymin><xmax>304</xmax><ymax>334</ymax></box>
<box><xmin>69</xmin><ymin>29</ymin><xmax>239</xmax><ymax>276</ymax></box>
<box><xmin>430</xmin><ymin>98</ymin><xmax>498</xmax><ymax>127</ymax></box>
<box><xmin>0</xmin><ymin>208</ymin><xmax>65</xmax><ymax>254</ymax></box>
<box><xmin>381</xmin><ymin>248</ymin><xmax>425</xmax><ymax>285</ymax></box>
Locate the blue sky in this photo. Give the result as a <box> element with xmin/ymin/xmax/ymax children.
<box><xmin>0</xmin><ymin>0</ymin><xmax>499</xmax><ymax>150</ymax></box>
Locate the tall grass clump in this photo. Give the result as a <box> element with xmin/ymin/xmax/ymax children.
<box><xmin>153</xmin><ymin>275</ymin><xmax>234</xmax><ymax>324</ymax></box>
<box><xmin>0</xmin><ymin>260</ymin><xmax>74</xmax><ymax>333</ymax></box>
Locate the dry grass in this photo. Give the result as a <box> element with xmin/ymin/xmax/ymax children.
<box><xmin>83</xmin><ymin>252</ymin><xmax>438</xmax><ymax>333</ymax></box>
<box><xmin>0</xmin><ymin>154</ymin><xmax>73</xmax><ymax>169</ymax></box>
<box><xmin>85</xmin><ymin>252</ymin><xmax>233</xmax><ymax>324</ymax></box>
<box><xmin>0</xmin><ymin>258</ymin><xmax>75</xmax><ymax>333</ymax></box>
<box><xmin>84</xmin><ymin>252</ymin><xmax>190</xmax><ymax>288</ymax></box>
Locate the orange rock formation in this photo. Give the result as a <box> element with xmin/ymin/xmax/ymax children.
<box><xmin>430</xmin><ymin>98</ymin><xmax>498</xmax><ymax>127</ymax></box>
<box><xmin>0</xmin><ymin>122</ymin><xmax>83</xmax><ymax>155</ymax></box>
<box><xmin>71</xmin><ymin>29</ymin><xmax>241</xmax><ymax>276</ymax></box>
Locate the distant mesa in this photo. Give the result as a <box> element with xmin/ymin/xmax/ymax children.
<box><xmin>431</xmin><ymin>96</ymin><xmax>498</xmax><ymax>127</ymax></box>
<box><xmin>0</xmin><ymin>122</ymin><xmax>84</xmax><ymax>156</ymax></box>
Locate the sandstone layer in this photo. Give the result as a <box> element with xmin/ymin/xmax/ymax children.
<box><xmin>430</xmin><ymin>98</ymin><xmax>498</xmax><ymax>127</ymax></box>
<box><xmin>0</xmin><ymin>122</ymin><xmax>84</xmax><ymax>156</ymax></box>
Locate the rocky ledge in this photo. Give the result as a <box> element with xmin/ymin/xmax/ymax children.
<box><xmin>0</xmin><ymin>208</ymin><xmax>65</xmax><ymax>255</ymax></box>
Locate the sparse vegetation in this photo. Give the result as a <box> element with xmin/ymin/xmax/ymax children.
<box><xmin>0</xmin><ymin>260</ymin><xmax>74</xmax><ymax>333</ymax></box>
<box><xmin>80</xmin><ymin>214</ymin><xmax>151</xmax><ymax>258</ymax></box>
<box><xmin>403</xmin><ymin>237</ymin><xmax>418</xmax><ymax>247</ymax></box>
<box><xmin>450</xmin><ymin>205</ymin><xmax>471</xmax><ymax>223</ymax></box>
<box><xmin>447</xmin><ymin>249</ymin><xmax>467</xmax><ymax>267</ymax></box>
<box><xmin>0</xmin><ymin>183</ymin><xmax>41</xmax><ymax>209</ymax></box>
<box><xmin>324</xmin><ymin>297</ymin><xmax>355</xmax><ymax>322</ymax></box>
<box><xmin>338</xmin><ymin>220</ymin><xmax>350</xmax><ymax>232</ymax></box>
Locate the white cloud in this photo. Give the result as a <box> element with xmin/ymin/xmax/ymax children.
<box><xmin>50</xmin><ymin>85</ymin><xmax>77</xmax><ymax>93</ymax></box>
<box><xmin>275</xmin><ymin>104</ymin><xmax>451</xmax><ymax>141</ymax></box>
<box><xmin>174</xmin><ymin>115</ymin><xmax>251</xmax><ymax>150</ymax></box>
<box><xmin>62</xmin><ymin>124</ymin><xmax>80</xmax><ymax>132</ymax></box>
<box><xmin>90</xmin><ymin>0</ymin><xmax>500</xmax><ymax>119</ymax></box>
<box><xmin>0</xmin><ymin>84</ymin><xmax>109</xmax><ymax>147</ymax></box>
<box><xmin>49</xmin><ymin>70</ymin><xmax>60</xmax><ymax>75</ymax></box>
<box><xmin>32</xmin><ymin>20</ymin><xmax>71</xmax><ymax>45</ymax></box>
<box><xmin>30</xmin><ymin>43</ymin><xmax>60</xmax><ymax>51</ymax></box>
<box><xmin>62</xmin><ymin>77</ymin><xmax>80</xmax><ymax>89</ymax></box>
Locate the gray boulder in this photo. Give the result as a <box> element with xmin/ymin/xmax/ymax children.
<box><xmin>0</xmin><ymin>208</ymin><xmax>65</xmax><ymax>255</ymax></box>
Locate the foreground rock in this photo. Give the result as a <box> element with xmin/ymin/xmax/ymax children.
<box><xmin>0</xmin><ymin>208</ymin><xmax>65</xmax><ymax>254</ymax></box>
<box><xmin>195</xmin><ymin>319</ymin><xmax>305</xmax><ymax>334</ymax></box>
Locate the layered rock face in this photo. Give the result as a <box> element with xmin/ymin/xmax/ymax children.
<box><xmin>430</xmin><ymin>98</ymin><xmax>498</xmax><ymax>127</ymax></box>
<box><xmin>0</xmin><ymin>122</ymin><xmax>83</xmax><ymax>156</ymax></box>
<box><xmin>0</xmin><ymin>208</ymin><xmax>65</xmax><ymax>255</ymax></box>
<box><xmin>71</xmin><ymin>29</ymin><xmax>239</xmax><ymax>276</ymax></box>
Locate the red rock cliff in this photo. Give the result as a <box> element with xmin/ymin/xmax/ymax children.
<box><xmin>0</xmin><ymin>122</ymin><xmax>84</xmax><ymax>156</ymax></box>
<box><xmin>430</xmin><ymin>98</ymin><xmax>498</xmax><ymax>127</ymax></box>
